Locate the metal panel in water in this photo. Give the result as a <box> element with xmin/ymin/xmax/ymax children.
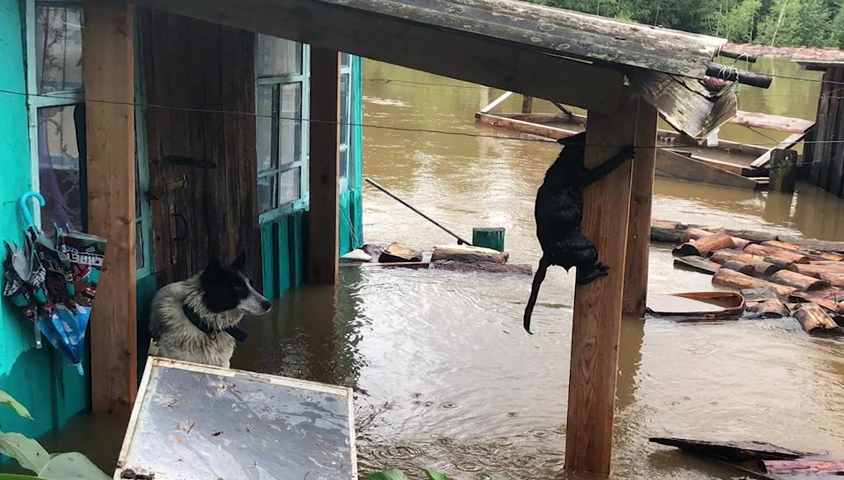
<box><xmin>114</xmin><ymin>357</ymin><xmax>357</xmax><ymax>480</ymax></box>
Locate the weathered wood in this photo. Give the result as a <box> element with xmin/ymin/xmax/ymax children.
<box><xmin>673</xmin><ymin>256</ymin><xmax>721</xmax><ymax>275</ymax></box>
<box><xmin>824</xmin><ymin>68</ymin><xmax>844</xmax><ymax>194</ymax></box>
<box><xmin>682</xmin><ymin>227</ymin><xmax>715</xmax><ymax>243</ymax></box>
<box><xmin>810</xmin><ymin>69</ymin><xmax>835</xmax><ymax>184</ymax></box>
<box><xmin>768</xmin><ymin>149</ymin><xmax>798</xmax><ymax>193</ymax></box>
<box><xmin>379</xmin><ymin>243</ymin><xmax>423</xmax><ymax>263</ymax></box>
<box><xmin>712</xmin><ymin>269</ymin><xmax>796</xmax><ymax>297</ymax></box>
<box><xmin>744</xmin><ymin>244</ymin><xmax>810</xmax><ymax>264</ymax></box>
<box><xmin>649</xmin><ymin>437</ymin><xmax>825</xmax><ymax>462</ymax></box>
<box><xmin>723</xmin><ymin>229</ymin><xmax>778</xmax><ymax>243</ymax></box>
<box><xmin>729</xmin><ymin>111</ymin><xmax>814</xmax><ymax>134</ymax></box>
<box><xmin>819</xmin><ymin>272</ymin><xmax>844</xmax><ymax>287</ymax></box>
<box><xmin>308</xmin><ymin>47</ymin><xmax>341</xmax><ymax>284</ymax></box>
<box><xmin>750</xmin><ymin>132</ymin><xmax>808</xmax><ymax>169</ymax></box>
<box><xmin>651</xmin><ymin>226</ymin><xmax>685</xmax><ymax>244</ymax></box>
<box><xmin>431</xmin><ymin>245</ymin><xmax>508</xmax><ymax>264</ymax></box>
<box><xmin>777</xmin><ymin>236</ymin><xmax>844</xmax><ymax>253</ymax></box>
<box><xmin>762</xmin><ymin>240</ymin><xmax>836</xmax><ymax>262</ymax></box>
<box><xmin>432</xmin><ymin>260</ymin><xmax>532</xmax><ymax>275</ymax></box>
<box><xmin>747</xmin><ymin>298</ymin><xmax>789</xmax><ymax>318</ymax></box>
<box><xmin>769</xmin><ymin>270</ymin><xmax>830</xmax><ymax>292</ymax></box>
<box><xmin>521</xmin><ymin>95</ymin><xmax>533</xmax><ymax>114</ymax></box>
<box><xmin>566</xmin><ymin>98</ymin><xmax>637</xmax><ymax>476</ymax></box>
<box><xmin>762</xmin><ymin>459</ymin><xmax>844</xmax><ymax>475</ymax></box>
<box><xmin>731</xmin><ymin>237</ymin><xmax>752</xmax><ymax>250</ymax></box>
<box><xmin>623</xmin><ymin>101</ymin><xmax>658</xmax><ymax>317</ymax></box>
<box><xmin>340</xmin><ymin>261</ymin><xmax>430</xmax><ymax>269</ymax></box>
<box><xmin>747</xmin><ymin>260</ymin><xmax>784</xmax><ymax>277</ymax></box>
<box><xmin>673</xmin><ymin>233</ymin><xmax>735</xmax><ymax>257</ymax></box>
<box><xmin>721</xmin><ymin>260</ymin><xmax>756</xmax><ymax>276</ymax></box>
<box><xmin>479</xmin><ymin>91</ymin><xmax>512</xmax><ymax>114</ymax></box>
<box><xmin>84</xmin><ymin>0</ymin><xmax>137</xmax><ymax>414</ymax></box>
<box><xmin>710</xmin><ymin>250</ymin><xmax>756</xmax><ymax>265</ymax></box>
<box><xmin>741</xmin><ymin>288</ymin><xmax>779</xmax><ymax>302</ymax></box>
<box><xmin>476</xmin><ymin>113</ymin><xmax>579</xmax><ymax>140</ymax></box>
<box><xmin>790</xmin><ymin>289</ymin><xmax>844</xmax><ymax>313</ymax></box>
<box><xmin>657</xmin><ymin>149</ymin><xmax>763</xmax><ymax>190</ymax></box>
<box><xmin>793</xmin><ymin>262</ymin><xmax>844</xmax><ymax>278</ymax></box>
<box><xmin>794</xmin><ymin>302</ymin><xmax>843</xmax><ymax>335</ymax></box>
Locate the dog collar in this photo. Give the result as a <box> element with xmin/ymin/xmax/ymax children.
<box><xmin>182</xmin><ymin>305</ymin><xmax>249</xmax><ymax>343</ymax></box>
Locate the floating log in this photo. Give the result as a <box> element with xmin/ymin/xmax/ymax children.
<box><xmin>682</xmin><ymin>227</ymin><xmax>716</xmax><ymax>243</ymax></box>
<box><xmin>762</xmin><ymin>459</ymin><xmax>844</xmax><ymax>475</ymax></box>
<box><xmin>646</xmin><ymin>291</ymin><xmax>745</xmax><ymax>319</ymax></box>
<box><xmin>673</xmin><ymin>233</ymin><xmax>735</xmax><ymax>257</ymax></box>
<box><xmin>430</xmin><ymin>245</ymin><xmax>509</xmax><ymax>264</ymax></box>
<box><xmin>712</xmin><ymin>269</ymin><xmax>796</xmax><ymax>297</ymax></box>
<box><xmin>747</xmin><ymin>298</ymin><xmax>789</xmax><ymax>318</ymax></box>
<box><xmin>790</xmin><ymin>290</ymin><xmax>844</xmax><ymax>313</ymax></box>
<box><xmin>769</xmin><ymin>270</ymin><xmax>830</xmax><ymax>292</ymax></box>
<box><xmin>379</xmin><ymin>243</ymin><xmax>424</xmax><ymax>263</ymax></box>
<box><xmin>776</xmin><ymin>236</ymin><xmax>844</xmax><ymax>254</ymax></box>
<box><xmin>720</xmin><ymin>229</ymin><xmax>777</xmax><ymax>243</ymax></box>
<box><xmin>762</xmin><ymin>240</ymin><xmax>832</xmax><ymax>262</ymax></box>
<box><xmin>731</xmin><ymin>237</ymin><xmax>752</xmax><ymax>250</ymax></box>
<box><xmin>673</xmin><ymin>256</ymin><xmax>721</xmax><ymax>275</ymax></box>
<box><xmin>740</xmin><ymin>288</ymin><xmax>779</xmax><ymax>302</ymax></box>
<box><xmin>819</xmin><ymin>272</ymin><xmax>844</xmax><ymax>287</ymax></box>
<box><xmin>744</xmin><ymin>244</ymin><xmax>809</xmax><ymax>265</ymax></box>
<box><xmin>431</xmin><ymin>260</ymin><xmax>531</xmax><ymax>275</ymax></box>
<box><xmin>793</xmin><ymin>263</ymin><xmax>844</xmax><ymax>278</ymax></box>
<box><xmin>748</xmin><ymin>260</ymin><xmax>784</xmax><ymax>277</ymax></box>
<box><xmin>652</xmin><ymin>219</ymin><xmax>680</xmax><ymax>230</ymax></box>
<box><xmin>651</xmin><ymin>225</ymin><xmax>685</xmax><ymax>243</ymax></box>
<box><xmin>648</xmin><ymin>437</ymin><xmax>825</xmax><ymax>462</ymax></box>
<box><xmin>794</xmin><ymin>303</ymin><xmax>844</xmax><ymax>335</ymax></box>
<box><xmin>710</xmin><ymin>249</ymin><xmax>750</xmax><ymax>265</ymax></box>
<box><xmin>720</xmin><ymin>260</ymin><xmax>756</xmax><ymax>276</ymax></box>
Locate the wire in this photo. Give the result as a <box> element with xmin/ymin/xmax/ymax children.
<box><xmin>2</xmin><ymin>85</ymin><xmax>839</xmax><ymax>150</ymax></box>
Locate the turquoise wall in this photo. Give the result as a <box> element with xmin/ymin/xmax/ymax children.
<box><xmin>0</xmin><ymin>0</ymin><xmax>88</xmax><ymax>441</ymax></box>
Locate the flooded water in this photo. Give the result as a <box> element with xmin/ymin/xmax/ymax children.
<box><xmin>235</xmin><ymin>57</ymin><xmax>844</xmax><ymax>479</ymax></box>
<box><xmin>13</xmin><ymin>58</ymin><xmax>844</xmax><ymax>479</ymax></box>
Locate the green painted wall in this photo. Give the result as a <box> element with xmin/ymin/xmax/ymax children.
<box><xmin>0</xmin><ymin>0</ymin><xmax>88</xmax><ymax>441</ymax></box>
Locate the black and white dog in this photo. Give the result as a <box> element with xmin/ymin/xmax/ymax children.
<box><xmin>148</xmin><ymin>253</ymin><xmax>272</xmax><ymax>368</ymax></box>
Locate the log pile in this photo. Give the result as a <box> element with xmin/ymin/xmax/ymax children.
<box><xmin>652</xmin><ymin>220</ymin><xmax>844</xmax><ymax>336</ymax></box>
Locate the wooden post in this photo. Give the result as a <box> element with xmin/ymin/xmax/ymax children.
<box><xmin>521</xmin><ymin>95</ymin><xmax>533</xmax><ymax>114</ymax></box>
<box><xmin>622</xmin><ymin>101</ymin><xmax>658</xmax><ymax>317</ymax></box>
<box><xmin>769</xmin><ymin>148</ymin><xmax>798</xmax><ymax>194</ymax></box>
<box><xmin>83</xmin><ymin>0</ymin><xmax>137</xmax><ymax>414</ymax></box>
<box><xmin>308</xmin><ymin>48</ymin><xmax>341</xmax><ymax>284</ymax></box>
<box><xmin>565</xmin><ymin>90</ymin><xmax>636</xmax><ymax>477</ymax></box>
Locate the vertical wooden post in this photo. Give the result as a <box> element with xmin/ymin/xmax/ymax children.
<box><xmin>565</xmin><ymin>91</ymin><xmax>636</xmax><ymax>476</ymax></box>
<box><xmin>521</xmin><ymin>95</ymin><xmax>533</xmax><ymax>114</ymax></box>
<box><xmin>622</xmin><ymin>101</ymin><xmax>658</xmax><ymax>318</ymax></box>
<box><xmin>769</xmin><ymin>148</ymin><xmax>798</xmax><ymax>194</ymax></box>
<box><xmin>308</xmin><ymin>48</ymin><xmax>341</xmax><ymax>284</ymax></box>
<box><xmin>83</xmin><ymin>0</ymin><xmax>137</xmax><ymax>414</ymax></box>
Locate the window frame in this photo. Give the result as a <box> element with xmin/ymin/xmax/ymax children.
<box><xmin>255</xmin><ymin>36</ymin><xmax>311</xmax><ymax>224</ymax></box>
<box><xmin>133</xmin><ymin>11</ymin><xmax>154</xmax><ymax>277</ymax></box>
<box><xmin>339</xmin><ymin>53</ymin><xmax>353</xmax><ymax>193</ymax></box>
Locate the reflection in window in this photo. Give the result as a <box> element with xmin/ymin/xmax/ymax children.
<box><xmin>36</xmin><ymin>3</ymin><xmax>84</xmax><ymax>94</ymax></box>
<box><xmin>279</xmin><ymin>168</ymin><xmax>301</xmax><ymax>206</ymax></box>
<box><xmin>256</xmin><ymin>35</ymin><xmax>302</xmax><ymax>77</ymax></box>
<box><xmin>280</xmin><ymin>83</ymin><xmax>302</xmax><ymax>167</ymax></box>
<box><xmin>38</xmin><ymin>105</ymin><xmax>84</xmax><ymax>236</ymax></box>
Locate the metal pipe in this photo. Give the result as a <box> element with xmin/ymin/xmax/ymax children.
<box><xmin>364</xmin><ymin>178</ymin><xmax>473</xmax><ymax>245</ymax></box>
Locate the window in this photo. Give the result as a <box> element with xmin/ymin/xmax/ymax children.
<box><xmin>339</xmin><ymin>53</ymin><xmax>353</xmax><ymax>182</ymax></box>
<box><xmin>27</xmin><ymin>0</ymin><xmax>86</xmax><ymax>237</ymax></box>
<box><xmin>255</xmin><ymin>35</ymin><xmax>309</xmax><ymax>218</ymax></box>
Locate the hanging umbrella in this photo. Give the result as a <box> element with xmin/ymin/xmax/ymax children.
<box><xmin>3</xmin><ymin>240</ymin><xmax>42</xmax><ymax>348</ymax></box>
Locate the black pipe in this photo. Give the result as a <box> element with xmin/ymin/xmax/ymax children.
<box><xmin>706</xmin><ymin>63</ymin><xmax>772</xmax><ymax>89</ymax></box>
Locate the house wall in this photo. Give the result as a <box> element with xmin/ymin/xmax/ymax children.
<box><xmin>0</xmin><ymin>0</ymin><xmax>88</xmax><ymax>442</ymax></box>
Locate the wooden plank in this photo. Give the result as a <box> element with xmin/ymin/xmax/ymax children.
<box><xmin>810</xmin><ymin>69</ymin><xmax>836</xmax><ymax>184</ymax></box>
<box><xmin>83</xmin><ymin>0</ymin><xmax>137</xmax><ymax>414</ymax></box>
<box><xmin>730</xmin><ymin>110</ymin><xmax>814</xmax><ymax>134</ymax></box>
<box><xmin>478</xmin><ymin>91</ymin><xmax>512</xmax><ymax>114</ymax></box>
<box><xmin>99</xmin><ymin>0</ymin><xmax>628</xmax><ymax>114</ymax></box>
<box><xmin>749</xmin><ymin>132</ymin><xmax>807</xmax><ymax>169</ymax></box>
<box><xmin>823</xmin><ymin>67</ymin><xmax>844</xmax><ymax>193</ymax></box>
<box><xmin>650</xmin><ymin>437</ymin><xmax>825</xmax><ymax>462</ymax></box>
<box><xmin>657</xmin><ymin>149</ymin><xmax>762</xmax><ymax>190</ymax></box>
<box><xmin>476</xmin><ymin>112</ymin><xmax>579</xmax><ymax>139</ymax></box>
<box><xmin>623</xmin><ymin>101</ymin><xmax>658</xmax><ymax>317</ymax></box>
<box><xmin>565</xmin><ymin>90</ymin><xmax>635</xmax><ymax>476</ymax></box>
<box><xmin>763</xmin><ymin>459</ymin><xmax>844</xmax><ymax>475</ymax></box>
<box><xmin>308</xmin><ymin>48</ymin><xmax>341</xmax><ymax>284</ymax></box>
<box><xmin>521</xmin><ymin>95</ymin><xmax>533</xmax><ymax>114</ymax></box>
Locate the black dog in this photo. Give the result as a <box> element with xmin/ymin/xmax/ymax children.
<box><xmin>523</xmin><ymin>132</ymin><xmax>635</xmax><ymax>334</ymax></box>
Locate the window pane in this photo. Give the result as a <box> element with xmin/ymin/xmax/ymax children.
<box><xmin>340</xmin><ymin>73</ymin><xmax>350</xmax><ymax>148</ymax></box>
<box><xmin>38</xmin><ymin>105</ymin><xmax>84</xmax><ymax>236</ymax></box>
<box><xmin>136</xmin><ymin>222</ymin><xmax>144</xmax><ymax>269</ymax></box>
<box><xmin>279</xmin><ymin>168</ymin><xmax>301</xmax><ymax>206</ymax></box>
<box><xmin>256</xmin><ymin>85</ymin><xmax>279</xmax><ymax>172</ymax></box>
<box><xmin>341</xmin><ymin>53</ymin><xmax>351</xmax><ymax>68</ymax></box>
<box><xmin>258</xmin><ymin>175</ymin><xmax>279</xmax><ymax>213</ymax></box>
<box><xmin>256</xmin><ymin>35</ymin><xmax>302</xmax><ymax>77</ymax></box>
<box><xmin>36</xmin><ymin>4</ymin><xmax>84</xmax><ymax>93</ymax></box>
<box><xmin>340</xmin><ymin>148</ymin><xmax>349</xmax><ymax>179</ymax></box>
<box><xmin>279</xmin><ymin>83</ymin><xmax>302</xmax><ymax>166</ymax></box>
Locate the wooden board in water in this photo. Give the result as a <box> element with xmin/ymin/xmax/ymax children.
<box><xmin>656</xmin><ymin>149</ymin><xmax>763</xmax><ymax>190</ymax></box>
<box><xmin>646</xmin><ymin>291</ymin><xmax>745</xmax><ymax>318</ymax></box>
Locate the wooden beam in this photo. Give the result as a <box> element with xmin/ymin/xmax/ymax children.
<box><xmin>730</xmin><ymin>111</ymin><xmax>814</xmax><ymax>134</ymax></box>
<box><xmin>98</xmin><ymin>0</ymin><xmax>627</xmax><ymax>114</ymax></box>
<box><xmin>750</xmin><ymin>132</ymin><xmax>807</xmax><ymax>168</ymax></box>
<box><xmin>565</xmin><ymin>88</ymin><xmax>636</xmax><ymax>476</ymax></box>
<box><xmin>83</xmin><ymin>0</ymin><xmax>137</xmax><ymax>414</ymax></box>
<box><xmin>478</xmin><ymin>91</ymin><xmax>512</xmax><ymax>115</ymax></box>
<box><xmin>308</xmin><ymin>48</ymin><xmax>340</xmax><ymax>284</ymax></box>
<box><xmin>521</xmin><ymin>95</ymin><xmax>533</xmax><ymax>114</ymax></box>
<box><xmin>622</xmin><ymin>101</ymin><xmax>658</xmax><ymax>317</ymax></box>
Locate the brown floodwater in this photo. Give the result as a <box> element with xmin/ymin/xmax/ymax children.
<box><xmin>13</xmin><ymin>58</ymin><xmax>844</xmax><ymax>479</ymax></box>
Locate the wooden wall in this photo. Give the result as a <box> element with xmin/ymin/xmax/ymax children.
<box><xmin>808</xmin><ymin>66</ymin><xmax>844</xmax><ymax>198</ymax></box>
<box><xmin>138</xmin><ymin>9</ymin><xmax>262</xmax><ymax>285</ymax></box>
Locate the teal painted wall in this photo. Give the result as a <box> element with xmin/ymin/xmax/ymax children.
<box><xmin>0</xmin><ymin>0</ymin><xmax>88</xmax><ymax>442</ymax></box>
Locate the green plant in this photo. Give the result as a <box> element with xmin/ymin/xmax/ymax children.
<box><xmin>364</xmin><ymin>468</ymin><xmax>508</xmax><ymax>480</ymax></box>
<box><xmin>0</xmin><ymin>389</ymin><xmax>110</xmax><ymax>480</ymax></box>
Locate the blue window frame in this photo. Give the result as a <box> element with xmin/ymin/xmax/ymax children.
<box><xmin>339</xmin><ymin>53</ymin><xmax>353</xmax><ymax>192</ymax></box>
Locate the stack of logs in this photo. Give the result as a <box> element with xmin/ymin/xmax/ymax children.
<box><xmin>653</xmin><ymin>219</ymin><xmax>844</xmax><ymax>335</ymax></box>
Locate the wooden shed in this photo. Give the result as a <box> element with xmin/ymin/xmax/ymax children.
<box><xmin>80</xmin><ymin>0</ymin><xmax>772</xmax><ymax>475</ymax></box>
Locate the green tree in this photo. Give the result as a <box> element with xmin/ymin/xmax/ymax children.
<box><xmin>712</xmin><ymin>0</ymin><xmax>763</xmax><ymax>42</ymax></box>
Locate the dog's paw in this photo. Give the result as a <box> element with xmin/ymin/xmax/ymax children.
<box><xmin>621</xmin><ymin>145</ymin><xmax>636</xmax><ymax>160</ymax></box>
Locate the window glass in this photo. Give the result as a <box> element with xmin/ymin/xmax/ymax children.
<box><xmin>256</xmin><ymin>36</ymin><xmax>302</xmax><ymax>77</ymax></box>
<box><xmin>258</xmin><ymin>175</ymin><xmax>279</xmax><ymax>213</ymax></box>
<box><xmin>38</xmin><ymin>105</ymin><xmax>84</xmax><ymax>236</ymax></box>
<box><xmin>279</xmin><ymin>82</ymin><xmax>302</xmax><ymax>166</ymax></box>
<box><xmin>36</xmin><ymin>3</ymin><xmax>84</xmax><ymax>93</ymax></box>
<box><xmin>256</xmin><ymin>85</ymin><xmax>278</xmax><ymax>172</ymax></box>
<box><xmin>340</xmin><ymin>73</ymin><xmax>350</xmax><ymax>147</ymax></box>
<box><xmin>279</xmin><ymin>168</ymin><xmax>301</xmax><ymax>206</ymax></box>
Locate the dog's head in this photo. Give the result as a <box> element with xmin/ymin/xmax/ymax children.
<box><xmin>200</xmin><ymin>252</ymin><xmax>273</xmax><ymax>316</ymax></box>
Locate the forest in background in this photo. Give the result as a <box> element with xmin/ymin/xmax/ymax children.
<box><xmin>528</xmin><ymin>0</ymin><xmax>844</xmax><ymax>49</ymax></box>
